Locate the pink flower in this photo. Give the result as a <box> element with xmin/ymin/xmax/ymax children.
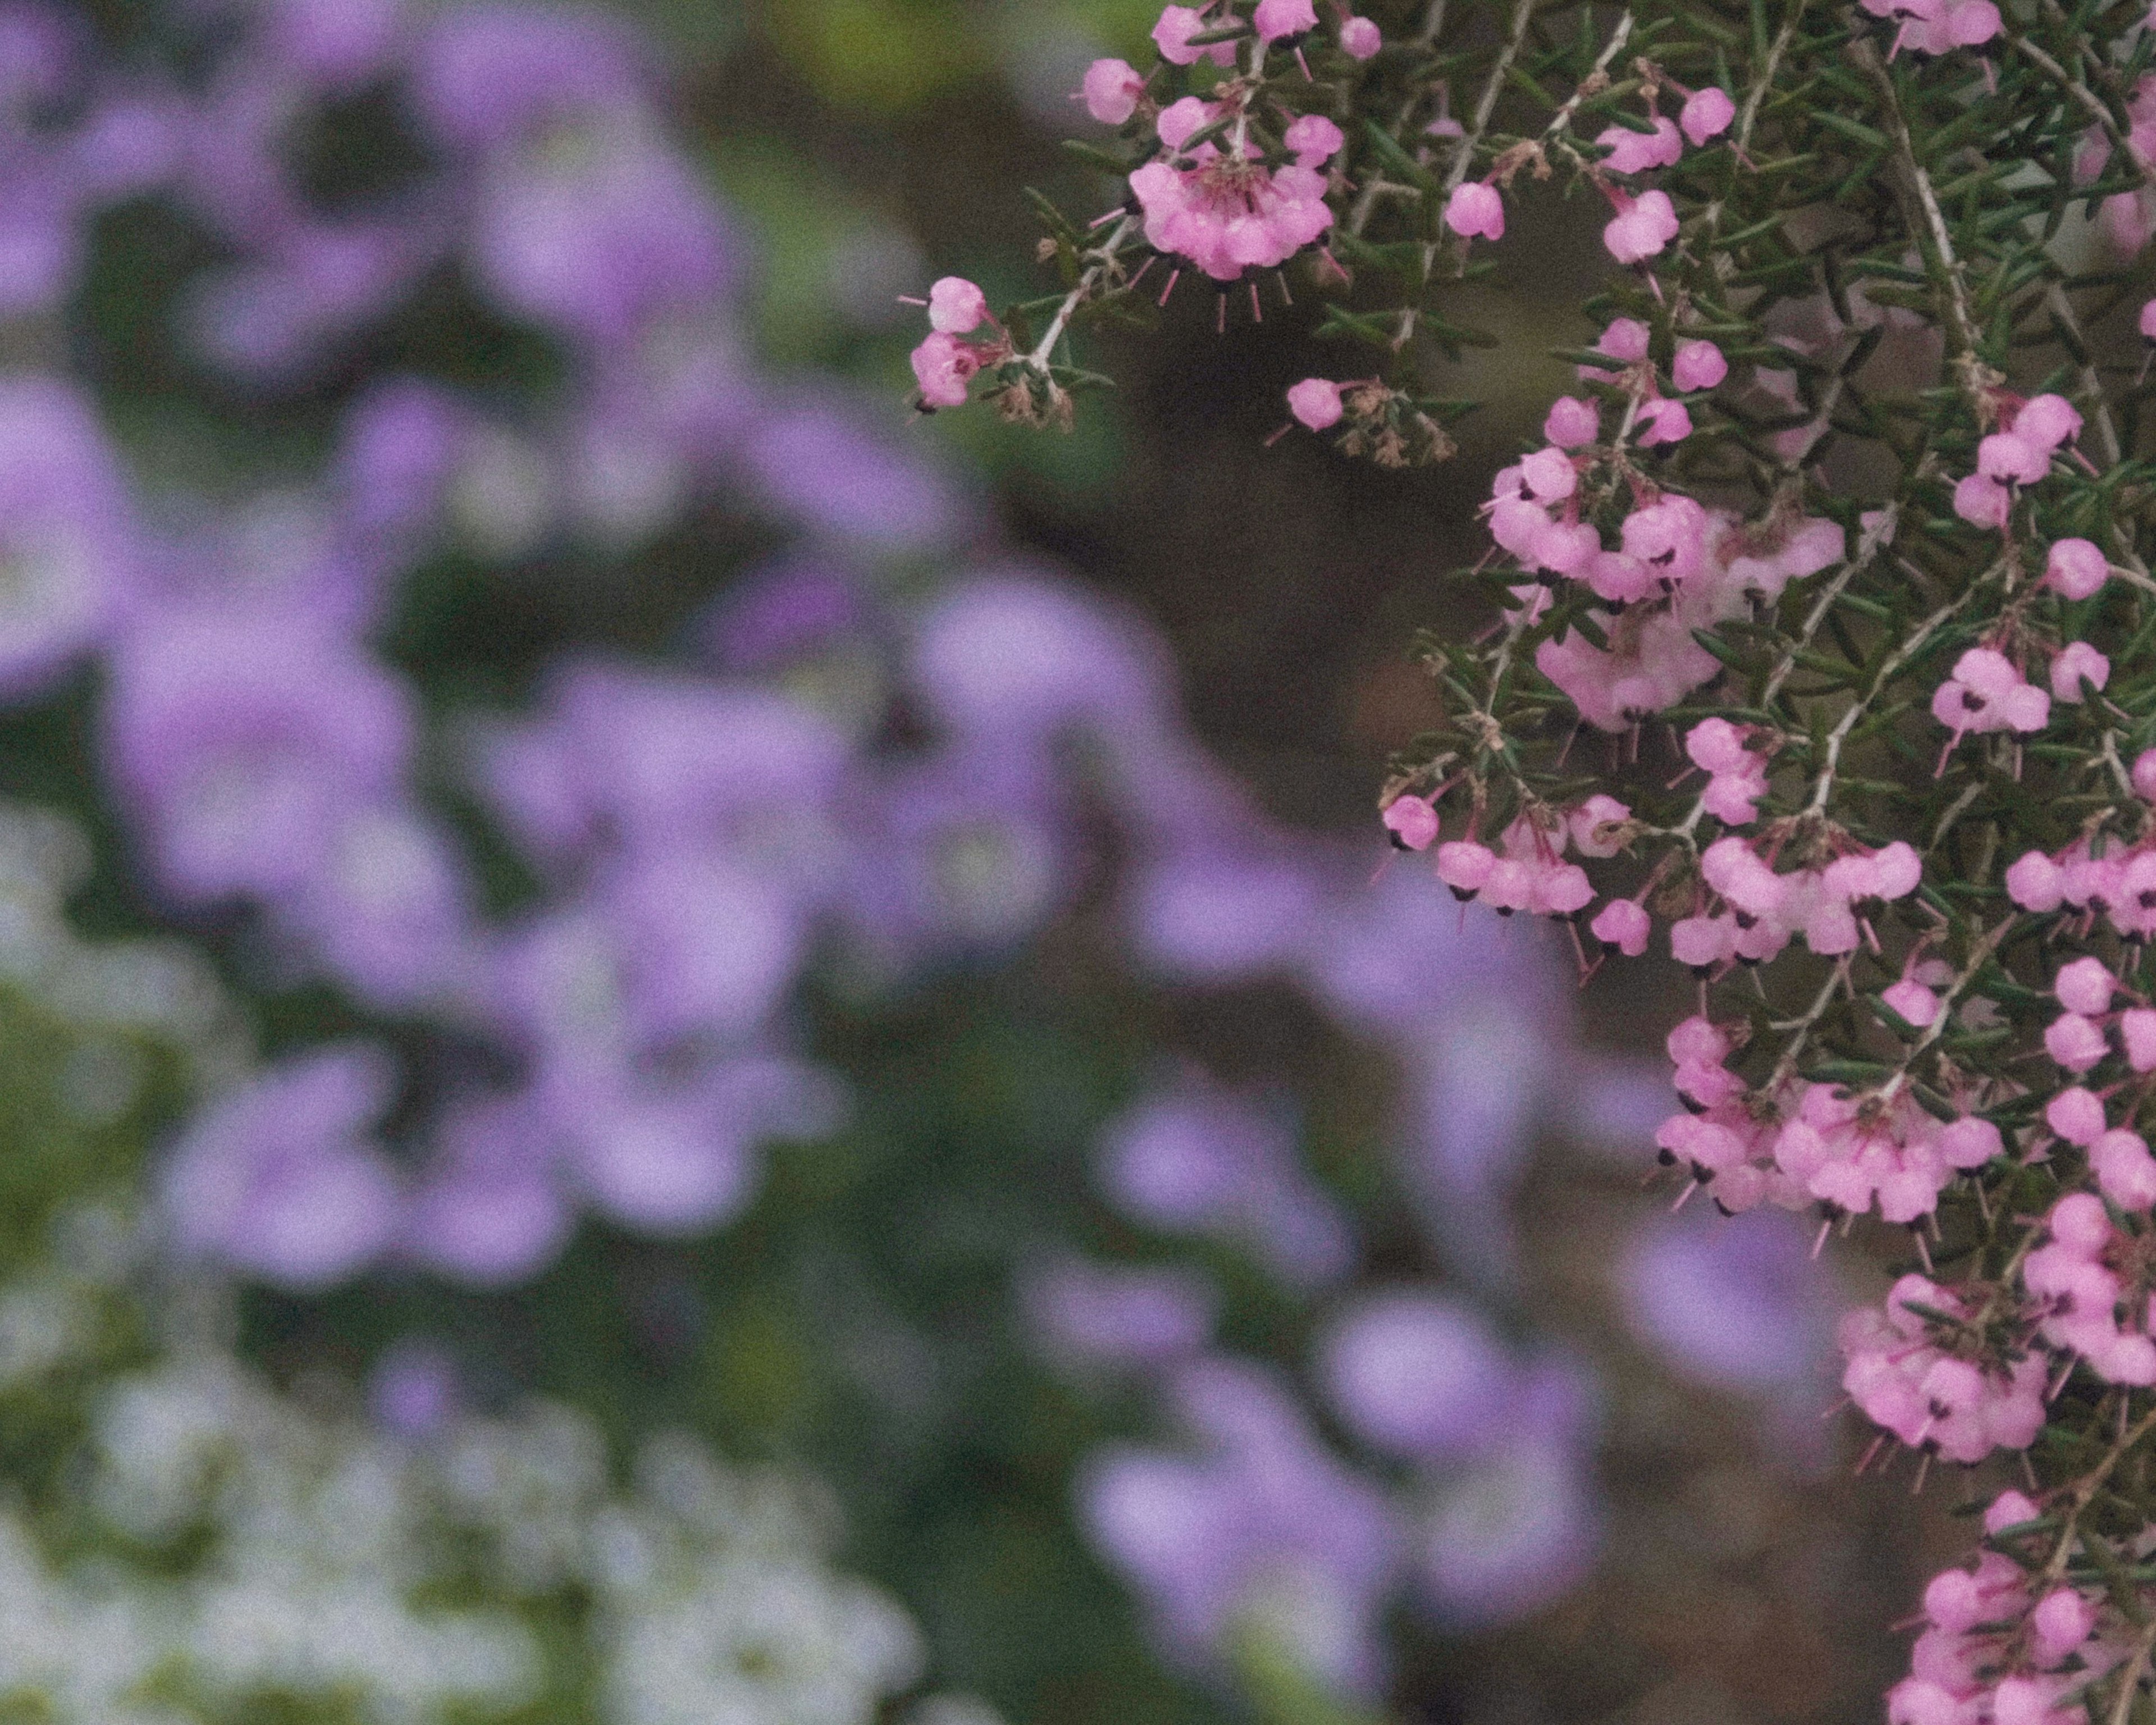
<box><xmin>1283</xmin><ymin>113</ymin><xmax>1344</xmax><ymax>166</ymax></box>
<box><xmin>2045</xmin><ymin>537</ymin><xmax>2109</xmax><ymax>599</ymax></box>
<box><xmin>1882</xmin><ymin>976</ymin><xmax>1940</xmax><ymax>1028</ymax></box>
<box><xmin>2047</xmin><ymin>1086</ymin><xmax>2106</xmax><ymax>1144</ymax></box>
<box><xmin>2056</xmin><ymin>956</ymin><xmax>2116</xmax><ymax>1015</ymax></box>
<box><xmin>1544</xmin><ymin>396</ymin><xmax>1599</xmax><ymax>447</ymax></box>
<box><xmin>2136</xmin><ymin>749</ymin><xmax>2156</xmax><ymax>800</ymax></box>
<box><xmin>2044</xmin><ymin>1011</ymin><xmax>2108</xmax><ymax>1073</ymax></box>
<box><xmin>2092</xmin><ymin>1129</ymin><xmax>2156</xmax><ymax>1208</ymax></box>
<box><xmin>928</xmin><ymin>276</ymin><xmax>989</xmax><ymax>334</ymax></box>
<box><xmin>911</xmin><ymin>331</ymin><xmax>983</xmax><ymax>408</ymax></box>
<box><xmin>1287</xmin><ymin>377</ymin><xmax>1344</xmax><ymax>430</ymax></box>
<box><xmin>1127</xmin><ymin>148</ymin><xmax>1333</xmax><ymax>280</ymax></box>
<box><xmin>1519</xmin><ymin>446</ymin><xmax>1577</xmax><ymax>501</ymax></box>
<box><xmin>1081</xmin><ymin>58</ymin><xmax>1145</xmax><ymax>125</ymax></box>
<box><xmin>2142</xmin><ymin>297</ymin><xmax>2156</xmax><ymax>340</ymax></box>
<box><xmin>2006</xmin><ymin>850</ymin><xmax>2065</xmax><ymax>911</ymax></box>
<box><xmin>2015</xmin><ymin>393</ymin><xmax>2082</xmax><ymax>450</ymax></box>
<box><xmin>1671</xmin><ymin>339</ymin><xmax>1727</xmax><ymax>391</ymax></box>
<box><xmin>1579</xmin><ymin>316</ymin><xmax>1651</xmax><ymax>380</ymax></box>
<box><xmin>1339</xmin><ymin>15</ymin><xmax>1381</xmax><ymax>57</ymax></box>
<box><xmin>1595</xmin><ymin>117</ymin><xmax>1683</xmax><ymax>174</ymax></box>
<box><xmin>1931</xmin><ymin>646</ymin><xmax>2050</xmax><ymax>738</ymax></box>
<box><xmin>1156</xmin><ymin>95</ymin><xmax>1211</xmax><ymax>150</ymax></box>
<box><xmin>1590</xmin><ymin>897</ymin><xmax>1650</xmax><ymax>956</ymax></box>
<box><xmin>2050</xmin><ymin>640</ymin><xmax>2110</xmax><ymax>702</ymax></box>
<box><xmin>1976</xmin><ymin>431</ymin><xmax>2047</xmax><ymax>485</ymax></box>
<box><xmin>1603</xmin><ymin>189</ymin><xmax>1679</xmax><ymax>263</ymax></box>
<box><xmin>1253</xmin><ymin>0</ymin><xmax>1318</xmax><ymax>42</ymax></box>
<box><xmin>1635</xmin><ymin>396</ymin><xmax>1692</xmax><ymax>446</ymax></box>
<box><xmin>1679</xmin><ymin>86</ymin><xmax>1736</xmax><ymax>146</ymax></box>
<box><xmin>1382</xmin><ymin>795</ymin><xmax>1438</xmax><ymax>850</ymax></box>
<box><xmin>1152</xmin><ymin>5</ymin><xmax>1235</xmax><ymax>66</ymax></box>
<box><xmin>1444</xmin><ymin>181</ymin><xmax>1504</xmax><ymax>241</ymax></box>
<box><xmin>1952</xmin><ymin>472</ymin><xmax>2011</xmax><ymax>530</ymax></box>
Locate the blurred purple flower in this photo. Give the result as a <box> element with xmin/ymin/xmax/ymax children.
<box><xmin>741</xmin><ymin>394</ymin><xmax>969</xmax><ymax>550</ymax></box>
<box><xmin>1097</xmin><ymin>1083</ymin><xmax>1351</xmax><ymax>1290</ymax></box>
<box><xmin>1080</xmin><ymin>1355</ymin><xmax>1400</xmax><ymax>1696</ymax></box>
<box><xmin>160</xmin><ymin>1043</ymin><xmax>405</xmax><ymax>1289</ymax></box>
<box><xmin>261</xmin><ymin>0</ymin><xmax>404</xmax><ymax>90</ymax></box>
<box><xmin>369</xmin><ymin>1341</ymin><xmax>462</xmax><ymax>1439</ymax></box>
<box><xmin>1022</xmin><ymin>1256</ymin><xmax>1217</xmax><ymax>1373</ymax></box>
<box><xmin>1619</xmin><ymin>1208</ymin><xmax>1839</xmax><ymax>1401</ymax></box>
<box><xmin>402</xmin><ymin>1092</ymin><xmax>572</xmax><ymax>1286</ymax></box>
<box><xmin>1317</xmin><ymin>1289</ymin><xmax>1516</xmax><ymax>1464</ymax></box>
<box><xmin>104</xmin><ymin>614</ymin><xmax>414</xmax><ymax>903</ymax></box>
<box><xmin>282</xmin><ymin>804</ymin><xmax>478</xmax><ymax>1010</ymax></box>
<box><xmin>409</xmin><ymin>4</ymin><xmax>651</xmax><ymax>154</ymax></box>
<box><xmin>0</xmin><ymin>376</ymin><xmax>136</xmax><ymax>696</ymax></box>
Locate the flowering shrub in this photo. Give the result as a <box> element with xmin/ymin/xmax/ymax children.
<box><xmin>925</xmin><ymin>0</ymin><xmax>2156</xmax><ymax>1714</ymax></box>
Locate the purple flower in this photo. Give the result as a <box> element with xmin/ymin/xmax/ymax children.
<box><xmin>910</xmin><ymin>572</ymin><xmax>1170</xmax><ymax>746</ymax></box>
<box><xmin>281</xmin><ymin>804</ymin><xmax>478</xmax><ymax>1011</ymax></box>
<box><xmin>104</xmin><ymin>613</ymin><xmax>414</xmax><ymax>903</ymax></box>
<box><xmin>259</xmin><ymin>0</ymin><xmax>403</xmax><ymax>90</ymax></box>
<box><xmin>1127</xmin><ymin>845</ymin><xmax>1328</xmax><ymax>982</ymax></box>
<box><xmin>0</xmin><ymin>376</ymin><xmax>136</xmax><ymax>697</ymax></box>
<box><xmin>1417</xmin><ymin>1418</ymin><xmax>1599</xmax><ymax>1627</ymax></box>
<box><xmin>739</xmin><ymin>393</ymin><xmax>969</xmax><ymax>551</ymax></box>
<box><xmin>1097</xmin><ymin>1083</ymin><xmax>1352</xmax><ymax>1290</ymax></box>
<box><xmin>1317</xmin><ymin>1290</ymin><xmax>1516</xmax><ymax>1464</ymax></box>
<box><xmin>1022</xmin><ymin>1256</ymin><xmax>1217</xmax><ymax>1373</ymax></box>
<box><xmin>184</xmin><ymin>219</ymin><xmax>430</xmax><ymax>385</ymax></box>
<box><xmin>409</xmin><ymin>4</ymin><xmax>652</xmax><ymax>154</ymax></box>
<box><xmin>1619</xmin><ymin>1208</ymin><xmax>1839</xmax><ymax>1398</ymax></box>
<box><xmin>466</xmin><ymin>113</ymin><xmax>734</xmax><ymax>348</ymax></box>
<box><xmin>1079</xmin><ymin>1356</ymin><xmax>1400</xmax><ymax>1696</ymax></box>
<box><xmin>703</xmin><ymin>555</ymin><xmax>868</xmax><ymax>676</ymax></box>
<box><xmin>331</xmin><ymin>377</ymin><xmax>469</xmax><ymax>555</ymax></box>
<box><xmin>159</xmin><ymin>1043</ymin><xmax>405</xmax><ymax>1290</ymax></box>
<box><xmin>548</xmin><ymin>1054</ymin><xmax>842</xmax><ymax>1235</ymax></box>
<box><xmin>369</xmin><ymin>1342</ymin><xmax>462</xmax><ymax>1439</ymax></box>
<box><xmin>402</xmin><ymin>1093</ymin><xmax>573</xmax><ymax>1287</ymax></box>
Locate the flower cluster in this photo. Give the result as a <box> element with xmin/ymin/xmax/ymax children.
<box><xmin>950</xmin><ymin>0</ymin><xmax>2156</xmax><ymax>1713</ymax></box>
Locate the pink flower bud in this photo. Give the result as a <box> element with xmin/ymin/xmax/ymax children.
<box><xmin>1156</xmin><ymin>94</ymin><xmax>1211</xmax><ymax>150</ymax></box>
<box><xmin>1939</xmin><ymin>1117</ymin><xmax>2002</xmax><ymax>1169</ymax></box>
<box><xmin>1283</xmin><ymin>113</ymin><xmax>1344</xmax><ymax>166</ymax></box>
<box><xmin>1152</xmin><ymin>5</ymin><xmax>1235</xmax><ymax>66</ymax></box>
<box><xmin>2030</xmin><ymin>1589</ymin><xmax>2098</xmax><ymax>1664</ymax></box>
<box><xmin>1881</xmin><ymin>978</ymin><xmax>1939</xmax><ymax>1028</ymax></box>
<box><xmin>928</xmin><ymin>276</ymin><xmax>989</xmax><ymax>334</ymax></box>
<box><xmin>2046</xmin><ymin>1085</ymin><xmax>2107</xmax><ymax>1145</ymax></box>
<box><xmin>1602</xmin><ymin>189</ymin><xmax>1679</xmax><ymax>263</ymax></box>
<box><xmin>1679</xmin><ymin>85</ymin><xmax>1735</xmax><ymax>146</ymax></box>
<box><xmin>1634</xmin><ymin>396</ymin><xmax>1691</xmax><ymax>446</ymax></box>
<box><xmin>910</xmin><ymin>332</ymin><xmax>981</xmax><ymax>408</ymax></box>
<box><xmin>2050</xmin><ymin>640</ymin><xmax>2111</xmax><ymax>702</ymax></box>
<box><xmin>1339</xmin><ymin>15</ymin><xmax>1381</xmax><ymax>57</ymax></box>
<box><xmin>1081</xmin><ymin>58</ymin><xmax>1144</xmax><ymax>125</ymax></box>
<box><xmin>1976</xmin><ymin>431</ymin><xmax>2047</xmax><ymax>485</ymax></box>
<box><xmin>1671</xmin><ymin>339</ymin><xmax>1726</xmax><ymax>391</ymax></box>
<box><xmin>2093</xmin><ymin>1129</ymin><xmax>2156</xmax><ymax>1209</ymax></box>
<box><xmin>2006</xmin><ymin>850</ymin><xmax>2064</xmax><ymax>911</ymax></box>
<box><xmin>2045</xmin><ymin>1011</ymin><xmax>2109</xmax><ymax>1073</ymax></box>
<box><xmin>1670</xmin><ymin>914</ymin><xmax>1733</xmax><ymax>970</ymax></box>
<box><xmin>2142</xmin><ymin>298</ymin><xmax>2156</xmax><ymax>340</ymax></box>
<box><xmin>1382</xmin><ymin>795</ymin><xmax>1438</xmax><ymax>850</ymax></box>
<box><xmin>1952</xmin><ymin>472</ymin><xmax>2010</xmax><ymax>530</ymax></box>
<box><xmin>1590</xmin><ymin>897</ymin><xmax>1650</xmax><ymax>956</ymax></box>
<box><xmin>2136</xmin><ymin>750</ymin><xmax>2156</xmax><ymax>800</ymax></box>
<box><xmin>1543</xmin><ymin>396</ymin><xmax>1599</xmax><ymax>447</ymax></box>
<box><xmin>1519</xmin><ymin>446</ymin><xmax>1577</xmax><ymax>500</ymax></box>
<box><xmin>1595</xmin><ymin>116</ymin><xmax>1682</xmax><ymax>175</ymax></box>
<box><xmin>2124</xmin><ymin>1007</ymin><xmax>2156</xmax><ymax>1071</ymax></box>
<box><xmin>1435</xmin><ymin>840</ymin><xmax>1493</xmax><ymax>896</ymax></box>
<box><xmin>2014</xmin><ymin>393</ymin><xmax>2082</xmax><ymax>450</ymax></box>
<box><xmin>1253</xmin><ymin>0</ymin><xmax>1317</xmax><ymax>41</ymax></box>
<box><xmin>2045</xmin><ymin>536</ymin><xmax>2109</xmax><ymax>600</ymax></box>
<box><xmin>1983</xmin><ymin>1490</ymin><xmax>2041</xmax><ymax>1535</ymax></box>
<box><xmin>1286</xmin><ymin>377</ymin><xmax>1344</xmax><ymax>430</ymax></box>
<box><xmin>1444</xmin><ymin>181</ymin><xmax>1504</xmax><ymax>241</ymax></box>
<box><xmin>2057</xmin><ymin>955</ymin><xmax>2116</xmax><ymax>1016</ymax></box>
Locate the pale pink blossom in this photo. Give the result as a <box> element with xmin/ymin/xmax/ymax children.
<box><xmin>929</xmin><ymin>276</ymin><xmax>989</xmax><ymax>334</ymax></box>
<box><xmin>1671</xmin><ymin>339</ymin><xmax>1726</xmax><ymax>391</ymax></box>
<box><xmin>1445</xmin><ymin>181</ymin><xmax>1504</xmax><ymax>241</ymax></box>
<box><xmin>1382</xmin><ymin>795</ymin><xmax>1438</xmax><ymax>850</ymax></box>
<box><xmin>2050</xmin><ymin>641</ymin><xmax>2109</xmax><ymax>702</ymax></box>
<box><xmin>1253</xmin><ymin>0</ymin><xmax>1318</xmax><ymax>41</ymax></box>
<box><xmin>1679</xmin><ymin>86</ymin><xmax>1735</xmax><ymax>146</ymax></box>
<box><xmin>1283</xmin><ymin>114</ymin><xmax>1344</xmax><ymax>166</ymax></box>
<box><xmin>1081</xmin><ymin>58</ymin><xmax>1145</xmax><ymax>125</ymax></box>
<box><xmin>1339</xmin><ymin>15</ymin><xmax>1381</xmax><ymax>57</ymax></box>
<box><xmin>1152</xmin><ymin>5</ymin><xmax>1235</xmax><ymax>65</ymax></box>
<box><xmin>1543</xmin><ymin>396</ymin><xmax>1599</xmax><ymax>446</ymax></box>
<box><xmin>1931</xmin><ymin>647</ymin><xmax>2049</xmax><ymax>739</ymax></box>
<box><xmin>1595</xmin><ymin>116</ymin><xmax>1683</xmax><ymax>174</ymax></box>
<box><xmin>2045</xmin><ymin>537</ymin><xmax>2109</xmax><ymax>599</ymax></box>
<box><xmin>1602</xmin><ymin>189</ymin><xmax>1679</xmax><ymax>263</ymax></box>
<box><xmin>911</xmin><ymin>332</ymin><xmax>983</xmax><ymax>408</ymax></box>
<box><xmin>1287</xmin><ymin>377</ymin><xmax>1344</xmax><ymax>430</ymax></box>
